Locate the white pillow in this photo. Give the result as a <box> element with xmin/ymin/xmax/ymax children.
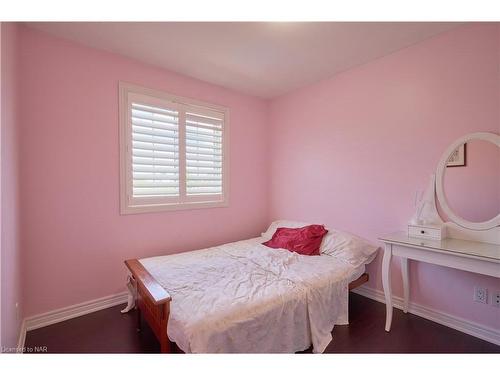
<box><xmin>320</xmin><ymin>229</ymin><xmax>380</xmax><ymax>267</ymax></box>
<box><xmin>261</xmin><ymin>220</ymin><xmax>312</xmax><ymax>239</ymax></box>
<box><xmin>261</xmin><ymin>220</ymin><xmax>379</xmax><ymax>267</ymax></box>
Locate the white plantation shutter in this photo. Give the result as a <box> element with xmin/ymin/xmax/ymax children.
<box><xmin>120</xmin><ymin>83</ymin><xmax>228</xmax><ymax>214</ymax></box>
<box><xmin>185</xmin><ymin>109</ymin><xmax>224</xmax><ymax>197</ymax></box>
<box><xmin>131</xmin><ymin>103</ymin><xmax>180</xmax><ymax>198</ymax></box>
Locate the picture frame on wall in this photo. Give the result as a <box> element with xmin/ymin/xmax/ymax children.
<box><xmin>446</xmin><ymin>143</ymin><xmax>466</xmax><ymax>167</ymax></box>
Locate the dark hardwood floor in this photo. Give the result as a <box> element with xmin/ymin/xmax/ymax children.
<box><xmin>25</xmin><ymin>293</ymin><xmax>500</xmax><ymax>353</ymax></box>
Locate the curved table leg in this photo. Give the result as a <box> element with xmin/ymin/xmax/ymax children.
<box><xmin>401</xmin><ymin>257</ymin><xmax>410</xmax><ymax>313</ymax></box>
<box><xmin>382</xmin><ymin>243</ymin><xmax>393</xmax><ymax>332</ymax></box>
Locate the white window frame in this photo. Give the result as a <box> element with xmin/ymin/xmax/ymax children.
<box><xmin>119</xmin><ymin>82</ymin><xmax>229</xmax><ymax>214</ymax></box>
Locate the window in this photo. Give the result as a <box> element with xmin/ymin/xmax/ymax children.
<box><xmin>119</xmin><ymin>82</ymin><xmax>229</xmax><ymax>214</ymax></box>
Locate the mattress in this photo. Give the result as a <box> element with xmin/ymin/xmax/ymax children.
<box><xmin>140</xmin><ymin>237</ymin><xmax>364</xmax><ymax>353</ymax></box>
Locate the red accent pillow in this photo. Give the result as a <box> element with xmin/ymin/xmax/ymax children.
<box><xmin>262</xmin><ymin>225</ymin><xmax>328</xmax><ymax>256</ymax></box>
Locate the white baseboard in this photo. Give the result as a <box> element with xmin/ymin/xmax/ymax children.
<box><xmin>353</xmin><ymin>285</ymin><xmax>500</xmax><ymax>346</ymax></box>
<box><xmin>25</xmin><ymin>292</ymin><xmax>128</xmax><ymax>332</ymax></box>
<box><xmin>16</xmin><ymin>319</ymin><xmax>27</xmax><ymax>353</ymax></box>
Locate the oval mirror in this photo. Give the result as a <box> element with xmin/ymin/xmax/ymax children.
<box><xmin>436</xmin><ymin>132</ymin><xmax>500</xmax><ymax>231</ymax></box>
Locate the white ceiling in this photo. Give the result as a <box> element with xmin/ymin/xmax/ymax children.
<box><xmin>26</xmin><ymin>22</ymin><xmax>461</xmax><ymax>98</ymax></box>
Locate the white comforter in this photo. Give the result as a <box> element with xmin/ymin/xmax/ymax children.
<box><xmin>140</xmin><ymin>237</ymin><xmax>362</xmax><ymax>353</ymax></box>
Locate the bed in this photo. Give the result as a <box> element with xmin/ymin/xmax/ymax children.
<box><xmin>124</xmin><ymin>221</ymin><xmax>379</xmax><ymax>353</ymax></box>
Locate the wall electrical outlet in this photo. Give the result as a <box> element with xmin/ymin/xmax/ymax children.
<box><xmin>493</xmin><ymin>291</ymin><xmax>500</xmax><ymax>308</ymax></box>
<box><xmin>473</xmin><ymin>287</ymin><xmax>488</xmax><ymax>304</ymax></box>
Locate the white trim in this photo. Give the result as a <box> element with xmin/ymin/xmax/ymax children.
<box><xmin>25</xmin><ymin>292</ymin><xmax>128</xmax><ymax>332</ymax></box>
<box><xmin>121</xmin><ymin>199</ymin><xmax>229</xmax><ymax>215</ymax></box>
<box><xmin>119</xmin><ymin>81</ymin><xmax>228</xmax><ymax>113</ymax></box>
<box><xmin>435</xmin><ymin>132</ymin><xmax>500</xmax><ymax>231</ymax></box>
<box><xmin>353</xmin><ymin>285</ymin><xmax>500</xmax><ymax>346</ymax></box>
<box><xmin>16</xmin><ymin>319</ymin><xmax>26</xmax><ymax>353</ymax></box>
<box><xmin>178</xmin><ymin>109</ymin><xmax>187</xmax><ymax>200</ymax></box>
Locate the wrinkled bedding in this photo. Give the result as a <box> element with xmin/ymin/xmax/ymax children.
<box><xmin>140</xmin><ymin>237</ymin><xmax>363</xmax><ymax>353</ymax></box>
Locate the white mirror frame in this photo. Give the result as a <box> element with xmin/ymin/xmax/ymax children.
<box><xmin>436</xmin><ymin>132</ymin><xmax>500</xmax><ymax>231</ymax></box>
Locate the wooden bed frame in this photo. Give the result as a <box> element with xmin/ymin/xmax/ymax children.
<box><xmin>125</xmin><ymin>258</ymin><xmax>369</xmax><ymax>353</ymax></box>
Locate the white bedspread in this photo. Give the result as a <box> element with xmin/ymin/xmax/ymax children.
<box><xmin>139</xmin><ymin>237</ymin><xmax>362</xmax><ymax>353</ymax></box>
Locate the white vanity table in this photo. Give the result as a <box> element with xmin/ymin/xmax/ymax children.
<box><xmin>380</xmin><ymin>132</ymin><xmax>500</xmax><ymax>333</ymax></box>
<box><xmin>379</xmin><ymin>232</ymin><xmax>500</xmax><ymax>331</ymax></box>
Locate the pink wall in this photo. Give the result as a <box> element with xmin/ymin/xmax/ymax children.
<box><xmin>268</xmin><ymin>23</ymin><xmax>500</xmax><ymax>329</ymax></box>
<box><xmin>1</xmin><ymin>23</ymin><xmax>23</xmax><ymax>350</ymax></box>
<box><xmin>18</xmin><ymin>26</ymin><xmax>270</xmax><ymax>317</ymax></box>
<box><xmin>5</xmin><ymin>22</ymin><xmax>500</xmax><ymax>337</ymax></box>
<box><xmin>0</xmin><ymin>21</ymin><xmax>2</xmax><ymax>348</ymax></box>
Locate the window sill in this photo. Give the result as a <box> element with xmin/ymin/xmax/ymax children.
<box><xmin>120</xmin><ymin>199</ymin><xmax>229</xmax><ymax>215</ymax></box>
